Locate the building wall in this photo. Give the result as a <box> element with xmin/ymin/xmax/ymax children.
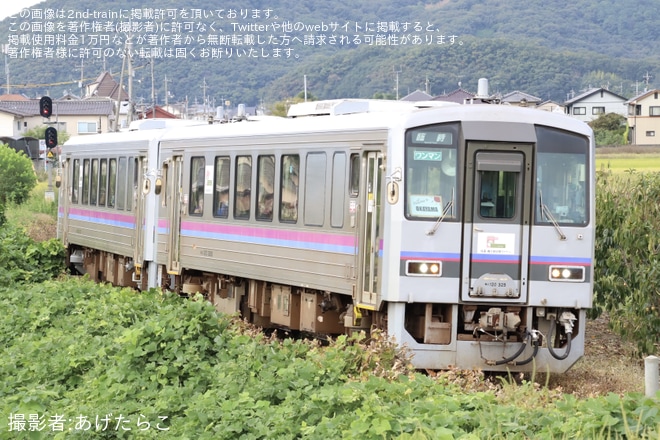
<box><xmin>568</xmin><ymin>91</ymin><xmax>627</xmax><ymax>122</ymax></box>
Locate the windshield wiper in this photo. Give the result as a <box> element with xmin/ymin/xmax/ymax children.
<box><xmin>426</xmin><ymin>188</ymin><xmax>455</xmax><ymax>236</ymax></box>
<box><xmin>539</xmin><ymin>191</ymin><xmax>567</xmax><ymax>241</ymax></box>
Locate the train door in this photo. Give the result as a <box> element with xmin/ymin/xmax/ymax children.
<box><xmin>59</xmin><ymin>157</ymin><xmax>70</xmax><ymax>246</ymax></box>
<box><xmin>165</xmin><ymin>156</ymin><xmax>183</xmax><ymax>274</ymax></box>
<box><xmin>357</xmin><ymin>151</ymin><xmax>383</xmax><ymax>307</ymax></box>
<box><xmin>132</xmin><ymin>156</ymin><xmax>147</xmax><ymax>267</ymax></box>
<box><xmin>461</xmin><ymin>143</ymin><xmax>533</xmax><ymax>302</ymax></box>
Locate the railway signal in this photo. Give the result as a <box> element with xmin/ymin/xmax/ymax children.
<box><xmin>45</xmin><ymin>126</ymin><xmax>58</xmax><ymax>150</ymax></box>
<box><xmin>39</xmin><ymin>96</ymin><xmax>53</xmax><ymax>118</ymax></box>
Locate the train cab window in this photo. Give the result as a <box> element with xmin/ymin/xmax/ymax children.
<box><xmin>98</xmin><ymin>159</ymin><xmax>107</xmax><ymax>206</ymax></box>
<box><xmin>535</xmin><ymin>127</ymin><xmax>589</xmax><ymax>225</ymax></box>
<box><xmin>349</xmin><ymin>153</ymin><xmax>360</xmax><ymax>197</ymax></box>
<box><xmin>71</xmin><ymin>159</ymin><xmax>80</xmax><ymax>204</ymax></box>
<box><xmin>214</xmin><ymin>156</ymin><xmax>230</xmax><ymax>218</ymax></box>
<box><xmin>190</xmin><ymin>157</ymin><xmax>206</xmax><ymax>216</ymax></box>
<box><xmin>82</xmin><ymin>159</ymin><xmax>90</xmax><ymax>204</ymax></box>
<box><xmin>234</xmin><ymin>155</ymin><xmax>252</xmax><ymax>219</ymax></box>
<box><xmin>107</xmin><ymin>158</ymin><xmax>117</xmax><ymax>208</ymax></box>
<box><xmin>405</xmin><ymin>124</ymin><xmax>459</xmax><ymax>220</ymax></box>
<box><xmin>90</xmin><ymin>159</ymin><xmax>99</xmax><ymax>205</ymax></box>
<box><xmin>256</xmin><ymin>155</ymin><xmax>275</xmax><ymax>221</ymax></box>
<box><xmin>280</xmin><ymin>155</ymin><xmax>299</xmax><ymax>223</ymax></box>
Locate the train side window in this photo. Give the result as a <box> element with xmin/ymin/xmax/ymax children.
<box><xmin>234</xmin><ymin>155</ymin><xmax>252</xmax><ymax>219</ymax></box>
<box><xmin>71</xmin><ymin>159</ymin><xmax>80</xmax><ymax>204</ymax></box>
<box><xmin>214</xmin><ymin>156</ymin><xmax>230</xmax><ymax>218</ymax></box>
<box><xmin>127</xmin><ymin>157</ymin><xmax>135</xmax><ymax>211</ymax></box>
<box><xmin>190</xmin><ymin>157</ymin><xmax>205</xmax><ymax>216</ymax></box>
<box><xmin>280</xmin><ymin>154</ymin><xmax>299</xmax><ymax>223</ymax></box>
<box><xmin>349</xmin><ymin>153</ymin><xmax>360</xmax><ymax>197</ymax></box>
<box><xmin>98</xmin><ymin>159</ymin><xmax>107</xmax><ymax>206</ymax></box>
<box><xmin>82</xmin><ymin>159</ymin><xmax>90</xmax><ymax>204</ymax></box>
<box><xmin>331</xmin><ymin>152</ymin><xmax>347</xmax><ymax>227</ymax></box>
<box><xmin>90</xmin><ymin>158</ymin><xmax>99</xmax><ymax>205</ymax></box>
<box><xmin>256</xmin><ymin>155</ymin><xmax>275</xmax><ymax>221</ymax></box>
<box><xmin>107</xmin><ymin>158</ymin><xmax>117</xmax><ymax>208</ymax></box>
<box><xmin>116</xmin><ymin>157</ymin><xmax>127</xmax><ymax>210</ymax></box>
<box><xmin>304</xmin><ymin>152</ymin><xmax>327</xmax><ymax>227</ymax></box>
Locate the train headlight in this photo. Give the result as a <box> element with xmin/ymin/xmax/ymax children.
<box><xmin>549</xmin><ymin>266</ymin><xmax>585</xmax><ymax>282</ymax></box>
<box><xmin>406</xmin><ymin>261</ymin><xmax>442</xmax><ymax>277</ymax></box>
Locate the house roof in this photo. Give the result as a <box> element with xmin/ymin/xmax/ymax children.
<box><xmin>564</xmin><ymin>87</ymin><xmax>627</xmax><ymax>105</ymax></box>
<box><xmin>0</xmin><ymin>94</ymin><xmax>29</xmax><ymax>101</ymax></box>
<box><xmin>432</xmin><ymin>88</ymin><xmax>475</xmax><ymax>104</ymax></box>
<box><xmin>501</xmin><ymin>90</ymin><xmax>542</xmax><ymax>104</ymax></box>
<box><xmin>86</xmin><ymin>71</ymin><xmax>128</xmax><ymax>100</ymax></box>
<box><xmin>625</xmin><ymin>89</ymin><xmax>659</xmax><ymax>104</ymax></box>
<box><xmin>0</xmin><ymin>99</ymin><xmax>114</xmax><ymax>117</ymax></box>
<box><xmin>400</xmin><ymin>90</ymin><xmax>433</xmax><ymax>101</ymax></box>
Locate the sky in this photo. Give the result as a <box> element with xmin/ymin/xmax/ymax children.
<box><xmin>0</xmin><ymin>0</ymin><xmax>44</xmax><ymax>21</ymax></box>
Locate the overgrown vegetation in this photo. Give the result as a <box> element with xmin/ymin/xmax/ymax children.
<box><xmin>0</xmin><ymin>278</ymin><xmax>658</xmax><ymax>439</ymax></box>
<box><xmin>594</xmin><ymin>170</ymin><xmax>660</xmax><ymax>355</ymax></box>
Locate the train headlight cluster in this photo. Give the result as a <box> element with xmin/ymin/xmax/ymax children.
<box><xmin>406</xmin><ymin>261</ymin><xmax>442</xmax><ymax>276</ymax></box>
<box><xmin>549</xmin><ymin>266</ymin><xmax>585</xmax><ymax>282</ymax></box>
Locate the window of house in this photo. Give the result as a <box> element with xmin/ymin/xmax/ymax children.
<box><xmin>592</xmin><ymin>107</ymin><xmax>605</xmax><ymax>115</ymax></box>
<box><xmin>78</xmin><ymin>122</ymin><xmax>98</xmax><ymax>134</ymax></box>
<box><xmin>646</xmin><ymin>131</ymin><xmax>656</xmax><ymax>137</ymax></box>
<box><xmin>573</xmin><ymin>107</ymin><xmax>586</xmax><ymax>115</ymax></box>
<box><xmin>650</xmin><ymin>106</ymin><xmax>660</xmax><ymax>116</ymax></box>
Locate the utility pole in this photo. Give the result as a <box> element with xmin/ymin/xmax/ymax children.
<box><xmin>394</xmin><ymin>66</ymin><xmax>401</xmax><ymax>100</ymax></box>
<box><xmin>2</xmin><ymin>44</ymin><xmax>9</xmax><ymax>94</ymax></box>
<box><xmin>164</xmin><ymin>75</ymin><xmax>171</xmax><ymax>108</ymax></box>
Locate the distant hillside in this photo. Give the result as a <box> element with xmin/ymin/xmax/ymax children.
<box><xmin>0</xmin><ymin>0</ymin><xmax>658</xmax><ymax>108</ymax></box>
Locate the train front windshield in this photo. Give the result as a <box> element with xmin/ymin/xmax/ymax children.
<box><xmin>404</xmin><ymin>123</ymin><xmax>459</xmax><ymax>220</ymax></box>
<box><xmin>534</xmin><ymin>126</ymin><xmax>590</xmax><ymax>226</ymax></box>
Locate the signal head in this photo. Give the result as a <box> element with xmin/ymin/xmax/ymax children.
<box><xmin>39</xmin><ymin>96</ymin><xmax>53</xmax><ymax>118</ymax></box>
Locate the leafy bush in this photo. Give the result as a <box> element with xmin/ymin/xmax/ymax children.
<box><xmin>594</xmin><ymin>171</ymin><xmax>660</xmax><ymax>354</ymax></box>
<box><xmin>0</xmin><ymin>144</ymin><xmax>37</xmax><ymax>206</ymax></box>
<box><xmin>0</xmin><ymin>223</ymin><xmax>65</xmax><ymax>285</ymax></box>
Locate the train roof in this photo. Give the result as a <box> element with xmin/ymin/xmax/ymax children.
<box><xmin>62</xmin><ymin>101</ymin><xmax>592</xmax><ymax>151</ymax></box>
<box><xmin>159</xmin><ymin>101</ymin><xmax>592</xmax><ymax>144</ymax></box>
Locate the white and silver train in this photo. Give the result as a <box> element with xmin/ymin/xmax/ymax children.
<box><xmin>57</xmin><ymin>96</ymin><xmax>594</xmax><ymax>373</ymax></box>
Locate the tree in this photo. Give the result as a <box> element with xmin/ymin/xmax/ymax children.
<box><xmin>23</xmin><ymin>125</ymin><xmax>71</xmax><ymax>146</ymax></box>
<box><xmin>0</xmin><ymin>144</ymin><xmax>37</xmax><ymax>205</ymax></box>
<box><xmin>588</xmin><ymin>113</ymin><xmax>627</xmax><ymax>146</ymax></box>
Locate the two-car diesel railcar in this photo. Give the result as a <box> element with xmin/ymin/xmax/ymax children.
<box><xmin>58</xmin><ymin>98</ymin><xmax>594</xmax><ymax>373</ymax></box>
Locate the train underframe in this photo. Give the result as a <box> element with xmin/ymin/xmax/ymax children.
<box><xmin>68</xmin><ymin>245</ymin><xmax>580</xmax><ymax>370</ymax></box>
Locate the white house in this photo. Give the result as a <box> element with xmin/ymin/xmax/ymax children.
<box><xmin>563</xmin><ymin>87</ymin><xmax>627</xmax><ymax>122</ymax></box>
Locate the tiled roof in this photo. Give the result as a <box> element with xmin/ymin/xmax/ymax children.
<box><xmin>0</xmin><ymin>99</ymin><xmax>114</xmax><ymax>117</ymax></box>
<box><xmin>564</xmin><ymin>87</ymin><xmax>627</xmax><ymax>105</ymax></box>
<box><xmin>432</xmin><ymin>88</ymin><xmax>475</xmax><ymax>104</ymax></box>
<box><xmin>501</xmin><ymin>91</ymin><xmax>542</xmax><ymax>104</ymax></box>
<box><xmin>400</xmin><ymin>90</ymin><xmax>433</xmax><ymax>101</ymax></box>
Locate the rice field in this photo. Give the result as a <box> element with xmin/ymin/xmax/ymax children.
<box><xmin>595</xmin><ymin>146</ymin><xmax>660</xmax><ymax>174</ymax></box>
